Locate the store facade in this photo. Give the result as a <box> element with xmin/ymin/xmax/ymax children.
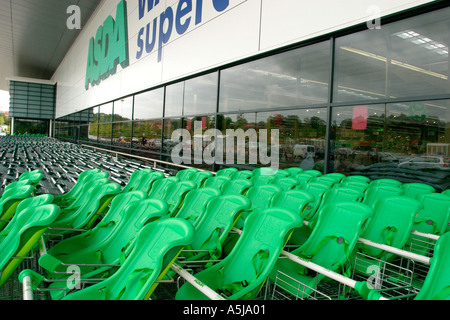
<box><xmin>53</xmin><ymin>0</ymin><xmax>450</xmax><ymax>191</ymax></box>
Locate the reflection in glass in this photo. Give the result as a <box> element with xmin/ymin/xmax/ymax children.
<box><xmin>219</xmin><ymin>41</ymin><xmax>330</xmax><ymax>112</ymax></box>
<box><xmin>113</xmin><ymin>97</ymin><xmax>133</xmax><ymax>121</ymax></box>
<box><xmin>98</xmin><ymin>123</ymin><xmax>111</xmax><ymax>145</ymax></box>
<box><xmin>99</xmin><ymin>103</ymin><xmax>113</xmax><ymax>123</ymax></box>
<box><xmin>165</xmin><ymin>82</ymin><xmax>184</xmax><ymax>117</ymax></box>
<box><xmin>162</xmin><ymin>118</ymin><xmax>184</xmax><ymax>154</ymax></box>
<box><xmin>330</xmin><ymin>101</ymin><xmax>449</xmax><ymax>191</ymax></box>
<box><xmin>132</xmin><ymin>120</ymin><xmax>162</xmax><ymax>153</ymax></box>
<box><xmin>184</xmin><ymin>73</ymin><xmax>218</xmax><ymax>116</ymax></box>
<box><xmin>134</xmin><ymin>88</ymin><xmax>164</xmax><ymax>120</ymax></box>
<box><xmin>112</xmin><ymin>122</ymin><xmax>132</xmax><ymax>147</ymax></box>
<box><xmin>334</xmin><ymin>7</ymin><xmax>449</xmax><ymax>102</ymax></box>
<box><xmin>256</xmin><ymin>109</ymin><xmax>327</xmax><ymax>171</ymax></box>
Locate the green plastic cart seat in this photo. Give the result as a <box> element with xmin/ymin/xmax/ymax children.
<box><xmin>0</xmin><ymin>204</ymin><xmax>60</xmax><ymax>287</ymax></box>
<box><xmin>179</xmin><ymin>195</ymin><xmax>251</xmax><ymax>264</ymax></box>
<box><xmin>270</xmin><ymin>190</ymin><xmax>315</xmax><ymax>218</ymax></box>
<box><xmin>323</xmin><ymin>173</ymin><xmax>346</xmax><ymax>183</ymax></box>
<box><xmin>40</xmin><ymin>196</ymin><xmax>170</xmax><ymax>300</ymax></box>
<box><xmin>294</xmin><ymin>173</ymin><xmax>314</xmax><ymax>187</ymax></box>
<box><xmin>311</xmin><ymin>176</ymin><xmax>337</xmax><ymax>188</ymax></box>
<box><xmin>62</xmin><ymin>218</ymin><xmax>195</xmax><ymax>300</ymax></box>
<box><xmin>310</xmin><ymin>187</ymin><xmax>363</xmax><ymax>225</ymax></box>
<box><xmin>230</xmin><ymin>170</ymin><xmax>253</xmax><ymax>180</ymax></box>
<box><xmin>154</xmin><ymin>180</ymin><xmax>197</xmax><ymax>215</ymax></box>
<box><xmin>250</xmin><ymin>174</ymin><xmax>277</xmax><ymax>187</ymax></box>
<box><xmin>336</xmin><ymin>181</ymin><xmax>369</xmax><ymax>194</ymax></box>
<box><xmin>411</xmin><ymin>193</ymin><xmax>450</xmax><ymax>237</ymax></box>
<box><xmin>362</xmin><ymin>185</ymin><xmax>404</xmax><ymax>209</ymax></box>
<box><xmin>45</xmin><ymin>191</ymin><xmax>148</xmax><ymax>259</ymax></box>
<box><xmin>121</xmin><ymin>170</ymin><xmax>164</xmax><ymax>194</ymax></box>
<box><xmin>191</xmin><ymin>171</ymin><xmax>214</xmax><ymax>188</ymax></box>
<box><xmin>245</xmin><ymin>184</ymin><xmax>282</xmax><ymax>212</ymax></box>
<box><xmin>54</xmin><ymin>177</ymin><xmax>110</xmax><ymax>210</ymax></box>
<box><xmin>275</xmin><ymin>170</ymin><xmax>290</xmax><ymax>179</ymax></box>
<box><xmin>252</xmin><ymin>167</ymin><xmax>276</xmax><ymax>176</ymax></box>
<box><xmin>295</xmin><ymin>182</ymin><xmax>329</xmax><ymax>221</ymax></box>
<box><xmin>369</xmin><ymin>178</ymin><xmax>402</xmax><ymax>188</ymax></box>
<box><xmin>342</xmin><ymin>175</ymin><xmax>371</xmax><ymax>184</ymax></box>
<box><xmin>2</xmin><ymin>179</ymin><xmax>32</xmax><ymax>194</ymax></box>
<box><xmin>18</xmin><ymin>169</ymin><xmax>43</xmax><ymax>186</ymax></box>
<box><xmin>203</xmin><ymin>176</ymin><xmax>231</xmax><ymax>190</ymax></box>
<box><xmin>354</xmin><ymin>196</ymin><xmax>422</xmax><ymax>260</ymax></box>
<box><xmin>285</xmin><ymin>167</ymin><xmax>303</xmax><ymax>176</ymax></box>
<box><xmin>175</xmin><ymin>207</ymin><xmax>302</xmax><ymax>300</ymax></box>
<box><xmin>401</xmin><ymin>183</ymin><xmax>435</xmax><ymax>199</ymax></box>
<box><xmin>0</xmin><ymin>185</ymin><xmax>35</xmax><ymax>230</ymax></box>
<box><xmin>269</xmin><ymin>202</ymin><xmax>373</xmax><ymax>298</ymax></box>
<box><xmin>173</xmin><ymin>187</ymin><xmax>221</xmax><ymax>226</ymax></box>
<box><xmin>275</xmin><ymin>177</ymin><xmax>300</xmax><ymax>191</ymax></box>
<box><xmin>148</xmin><ymin>177</ymin><xmax>179</xmax><ymax>199</ymax></box>
<box><xmin>442</xmin><ymin>189</ymin><xmax>450</xmax><ymax>197</ymax></box>
<box><xmin>221</xmin><ymin>179</ymin><xmax>253</xmax><ymax>196</ymax></box>
<box><xmin>215</xmin><ymin>167</ymin><xmax>238</xmax><ymax>178</ymax></box>
<box><xmin>414</xmin><ymin>232</ymin><xmax>450</xmax><ymax>300</ymax></box>
<box><xmin>302</xmin><ymin>170</ymin><xmax>322</xmax><ymax>178</ymax></box>
<box><xmin>53</xmin><ymin>172</ymin><xmax>109</xmax><ymax>207</ymax></box>
<box><xmin>49</xmin><ymin>182</ymin><xmax>121</xmax><ymax>232</ymax></box>
<box><xmin>52</xmin><ymin>169</ymin><xmax>101</xmax><ymax>202</ymax></box>
<box><xmin>176</xmin><ymin>168</ymin><xmax>199</xmax><ymax>181</ymax></box>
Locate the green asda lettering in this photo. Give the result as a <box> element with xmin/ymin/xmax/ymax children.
<box><xmin>85</xmin><ymin>0</ymin><xmax>129</xmax><ymax>90</ymax></box>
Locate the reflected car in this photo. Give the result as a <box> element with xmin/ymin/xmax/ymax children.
<box><xmin>398</xmin><ymin>156</ymin><xmax>448</xmax><ymax>168</ymax></box>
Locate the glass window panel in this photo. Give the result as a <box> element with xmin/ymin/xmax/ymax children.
<box><xmin>330</xmin><ymin>101</ymin><xmax>449</xmax><ymax>191</ymax></box>
<box><xmin>163</xmin><ymin>118</ymin><xmax>184</xmax><ymax>154</ymax></box>
<box><xmin>113</xmin><ymin>97</ymin><xmax>133</xmax><ymax>121</ymax></box>
<box><xmin>330</xmin><ymin>104</ymin><xmax>386</xmax><ymax>174</ymax></box>
<box><xmin>183</xmin><ymin>73</ymin><xmax>218</xmax><ymax>116</ymax></box>
<box><xmin>98</xmin><ymin>123</ymin><xmax>111</xmax><ymax>145</ymax></box>
<box><xmin>91</xmin><ymin>106</ymin><xmax>99</xmax><ymax>123</ymax></box>
<box><xmin>112</xmin><ymin>122</ymin><xmax>132</xmax><ymax>147</ymax></box>
<box><xmin>165</xmin><ymin>82</ymin><xmax>184</xmax><ymax>117</ymax></box>
<box><xmin>256</xmin><ymin>108</ymin><xmax>327</xmax><ymax>171</ymax></box>
<box><xmin>334</xmin><ymin>7</ymin><xmax>450</xmax><ymax>103</ymax></box>
<box><xmin>99</xmin><ymin>102</ymin><xmax>113</xmax><ymax>123</ymax></box>
<box><xmin>88</xmin><ymin>124</ymin><xmax>98</xmax><ymax>143</ymax></box>
<box><xmin>219</xmin><ymin>41</ymin><xmax>330</xmax><ymax>113</ymax></box>
<box><xmin>133</xmin><ymin>88</ymin><xmax>164</xmax><ymax>120</ymax></box>
<box><xmin>132</xmin><ymin>120</ymin><xmax>163</xmax><ymax>153</ymax></box>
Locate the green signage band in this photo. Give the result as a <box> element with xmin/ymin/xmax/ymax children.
<box><xmin>85</xmin><ymin>0</ymin><xmax>129</xmax><ymax>90</ymax></box>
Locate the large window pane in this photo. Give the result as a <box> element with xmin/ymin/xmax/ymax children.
<box><xmin>330</xmin><ymin>101</ymin><xmax>450</xmax><ymax>191</ymax></box>
<box><xmin>184</xmin><ymin>73</ymin><xmax>218</xmax><ymax>116</ymax></box>
<box><xmin>112</xmin><ymin>122</ymin><xmax>132</xmax><ymax>147</ymax></box>
<box><xmin>219</xmin><ymin>41</ymin><xmax>330</xmax><ymax>113</ymax></box>
<box><xmin>98</xmin><ymin>123</ymin><xmax>111</xmax><ymax>145</ymax></box>
<box><xmin>256</xmin><ymin>108</ymin><xmax>327</xmax><ymax>171</ymax></box>
<box><xmin>113</xmin><ymin>97</ymin><xmax>133</xmax><ymax>121</ymax></box>
<box><xmin>132</xmin><ymin>120</ymin><xmax>162</xmax><ymax>153</ymax></box>
<box><xmin>162</xmin><ymin>118</ymin><xmax>184</xmax><ymax>154</ymax></box>
<box><xmin>134</xmin><ymin>88</ymin><xmax>164</xmax><ymax>120</ymax></box>
<box><xmin>334</xmin><ymin>7</ymin><xmax>450</xmax><ymax>103</ymax></box>
<box><xmin>99</xmin><ymin>103</ymin><xmax>113</xmax><ymax>123</ymax></box>
<box><xmin>165</xmin><ymin>83</ymin><xmax>184</xmax><ymax>117</ymax></box>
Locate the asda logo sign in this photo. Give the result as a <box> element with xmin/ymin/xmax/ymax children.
<box><xmin>85</xmin><ymin>0</ymin><xmax>129</xmax><ymax>90</ymax></box>
<box><xmin>136</xmin><ymin>0</ymin><xmax>230</xmax><ymax>62</ymax></box>
<box><xmin>85</xmin><ymin>0</ymin><xmax>232</xmax><ymax>90</ymax></box>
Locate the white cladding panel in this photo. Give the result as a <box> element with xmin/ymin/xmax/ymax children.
<box><xmin>53</xmin><ymin>0</ymin><xmax>435</xmax><ymax>118</ymax></box>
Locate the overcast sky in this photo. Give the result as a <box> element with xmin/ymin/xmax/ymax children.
<box><xmin>0</xmin><ymin>90</ymin><xmax>9</xmax><ymax>112</ymax></box>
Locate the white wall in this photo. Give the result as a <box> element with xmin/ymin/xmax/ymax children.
<box><xmin>52</xmin><ymin>0</ymin><xmax>435</xmax><ymax>118</ymax></box>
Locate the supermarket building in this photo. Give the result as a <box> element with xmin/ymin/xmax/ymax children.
<box><xmin>5</xmin><ymin>0</ymin><xmax>450</xmax><ymax>190</ymax></box>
